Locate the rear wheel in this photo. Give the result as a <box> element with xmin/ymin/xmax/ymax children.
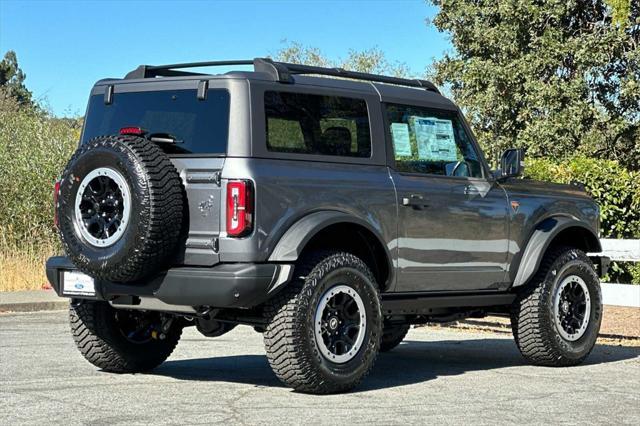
<box><xmin>510</xmin><ymin>246</ymin><xmax>602</xmax><ymax>366</ymax></box>
<box><xmin>70</xmin><ymin>301</ymin><xmax>182</xmax><ymax>373</ymax></box>
<box><xmin>263</xmin><ymin>251</ymin><xmax>382</xmax><ymax>394</ymax></box>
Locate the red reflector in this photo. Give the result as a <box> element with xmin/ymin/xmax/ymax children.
<box><xmin>53</xmin><ymin>180</ymin><xmax>61</xmax><ymax>228</ymax></box>
<box><xmin>119</xmin><ymin>126</ymin><xmax>146</xmax><ymax>136</ymax></box>
<box><xmin>226</xmin><ymin>180</ymin><xmax>253</xmax><ymax>237</ymax></box>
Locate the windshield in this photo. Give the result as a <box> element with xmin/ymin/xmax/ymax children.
<box><xmin>81</xmin><ymin>89</ymin><xmax>230</xmax><ymax>154</ymax></box>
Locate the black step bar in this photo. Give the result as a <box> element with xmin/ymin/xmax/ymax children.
<box><xmin>381</xmin><ymin>292</ymin><xmax>516</xmax><ymax>315</ymax></box>
<box><xmin>124</xmin><ymin>58</ymin><xmax>440</xmax><ymax>93</ymax></box>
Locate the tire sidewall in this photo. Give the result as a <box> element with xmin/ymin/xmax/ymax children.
<box><xmin>303</xmin><ymin>264</ymin><xmax>381</xmax><ymax>387</ymax></box>
<box><xmin>96</xmin><ymin>303</ymin><xmax>181</xmax><ymax>360</ymax></box>
<box><xmin>58</xmin><ymin>138</ymin><xmax>151</xmax><ymax>278</ymax></box>
<box><xmin>544</xmin><ymin>252</ymin><xmax>602</xmax><ymax>360</ymax></box>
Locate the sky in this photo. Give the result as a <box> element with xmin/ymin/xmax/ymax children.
<box><xmin>0</xmin><ymin>0</ymin><xmax>451</xmax><ymax>117</ymax></box>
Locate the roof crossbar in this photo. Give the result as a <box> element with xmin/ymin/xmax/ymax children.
<box><xmin>124</xmin><ymin>57</ymin><xmax>440</xmax><ymax>93</ymax></box>
<box><xmin>124</xmin><ymin>60</ymin><xmax>254</xmax><ymax>79</ymax></box>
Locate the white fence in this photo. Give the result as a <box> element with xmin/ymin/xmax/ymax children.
<box><xmin>599</xmin><ymin>239</ymin><xmax>640</xmax><ymax>263</ymax></box>
<box><xmin>596</xmin><ymin>239</ymin><xmax>639</xmax><ymax>307</ymax></box>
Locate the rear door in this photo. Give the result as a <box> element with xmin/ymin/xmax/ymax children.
<box><xmin>81</xmin><ymin>86</ymin><xmax>232</xmax><ymax>266</ymax></box>
<box><xmin>385</xmin><ymin>103</ymin><xmax>510</xmax><ymax>292</ymax></box>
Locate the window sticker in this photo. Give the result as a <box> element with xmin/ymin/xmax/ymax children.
<box><xmin>409</xmin><ymin>116</ymin><xmax>458</xmax><ymax>162</ymax></box>
<box><xmin>390</xmin><ymin>122</ymin><xmax>412</xmax><ymax>157</ymax></box>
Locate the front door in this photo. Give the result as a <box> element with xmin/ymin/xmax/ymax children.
<box><xmin>385</xmin><ymin>103</ymin><xmax>510</xmax><ymax>292</ymax></box>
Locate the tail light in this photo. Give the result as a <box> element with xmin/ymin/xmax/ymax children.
<box><xmin>119</xmin><ymin>126</ymin><xmax>146</xmax><ymax>136</ymax></box>
<box><xmin>53</xmin><ymin>180</ymin><xmax>61</xmax><ymax>228</ymax></box>
<box><xmin>226</xmin><ymin>180</ymin><xmax>253</xmax><ymax>237</ymax></box>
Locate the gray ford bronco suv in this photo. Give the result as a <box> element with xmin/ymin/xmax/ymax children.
<box><xmin>46</xmin><ymin>58</ymin><xmax>609</xmax><ymax>394</ymax></box>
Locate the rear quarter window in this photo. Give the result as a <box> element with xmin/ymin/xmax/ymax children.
<box><xmin>264</xmin><ymin>91</ymin><xmax>371</xmax><ymax>158</ymax></box>
<box><xmin>82</xmin><ymin>89</ymin><xmax>230</xmax><ymax>155</ymax></box>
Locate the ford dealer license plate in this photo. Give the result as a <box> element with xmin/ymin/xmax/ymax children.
<box><xmin>62</xmin><ymin>271</ymin><xmax>96</xmax><ymax>296</ymax></box>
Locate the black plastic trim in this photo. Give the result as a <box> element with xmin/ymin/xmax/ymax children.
<box><xmin>46</xmin><ymin>256</ymin><xmax>291</xmax><ymax>309</ymax></box>
<box><xmin>588</xmin><ymin>255</ymin><xmax>610</xmax><ymax>278</ymax></box>
<box><xmin>381</xmin><ymin>292</ymin><xmax>516</xmax><ymax>315</ymax></box>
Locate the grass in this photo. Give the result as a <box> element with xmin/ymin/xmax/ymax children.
<box><xmin>0</xmin><ymin>245</ymin><xmax>57</xmax><ymax>292</ymax></box>
<box><xmin>0</xmin><ymin>93</ymin><xmax>77</xmax><ymax>292</ymax></box>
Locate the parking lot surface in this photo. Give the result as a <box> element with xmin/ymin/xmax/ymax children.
<box><xmin>2</xmin><ymin>310</ymin><xmax>638</xmax><ymax>425</ymax></box>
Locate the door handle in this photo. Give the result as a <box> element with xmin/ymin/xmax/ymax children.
<box><xmin>402</xmin><ymin>194</ymin><xmax>429</xmax><ymax>209</ymax></box>
<box><xmin>464</xmin><ymin>185</ymin><xmax>480</xmax><ymax>195</ymax></box>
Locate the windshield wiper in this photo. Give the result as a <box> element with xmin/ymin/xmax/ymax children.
<box><xmin>148</xmin><ymin>132</ymin><xmax>183</xmax><ymax>144</ymax></box>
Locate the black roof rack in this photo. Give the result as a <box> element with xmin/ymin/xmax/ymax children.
<box><xmin>124</xmin><ymin>57</ymin><xmax>440</xmax><ymax>94</ymax></box>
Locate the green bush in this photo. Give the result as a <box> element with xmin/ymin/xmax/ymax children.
<box><xmin>0</xmin><ymin>94</ymin><xmax>79</xmax><ymax>251</ymax></box>
<box><xmin>525</xmin><ymin>157</ymin><xmax>640</xmax><ymax>283</ymax></box>
<box><xmin>629</xmin><ymin>263</ymin><xmax>640</xmax><ymax>285</ymax></box>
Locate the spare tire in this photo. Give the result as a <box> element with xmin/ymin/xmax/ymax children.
<box><xmin>57</xmin><ymin>134</ymin><xmax>185</xmax><ymax>283</ymax></box>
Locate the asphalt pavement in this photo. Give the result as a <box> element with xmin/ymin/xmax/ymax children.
<box><xmin>1</xmin><ymin>310</ymin><xmax>638</xmax><ymax>425</ymax></box>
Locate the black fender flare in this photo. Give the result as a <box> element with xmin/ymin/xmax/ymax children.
<box><xmin>512</xmin><ymin>216</ymin><xmax>601</xmax><ymax>288</ymax></box>
<box><xmin>268</xmin><ymin>210</ymin><xmax>391</xmax><ymax>266</ymax></box>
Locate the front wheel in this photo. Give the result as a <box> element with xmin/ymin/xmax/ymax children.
<box><xmin>263</xmin><ymin>251</ymin><xmax>382</xmax><ymax>394</ymax></box>
<box><xmin>70</xmin><ymin>301</ymin><xmax>182</xmax><ymax>373</ymax></box>
<box><xmin>510</xmin><ymin>246</ymin><xmax>602</xmax><ymax>366</ymax></box>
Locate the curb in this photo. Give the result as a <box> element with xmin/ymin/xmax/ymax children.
<box><xmin>0</xmin><ymin>290</ymin><xmax>68</xmax><ymax>313</ymax></box>
<box><xmin>0</xmin><ymin>301</ymin><xmax>69</xmax><ymax>313</ymax></box>
<box><xmin>432</xmin><ymin>319</ymin><xmax>640</xmax><ymax>342</ymax></box>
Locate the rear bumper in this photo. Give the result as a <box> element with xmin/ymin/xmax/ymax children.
<box><xmin>46</xmin><ymin>256</ymin><xmax>293</xmax><ymax>310</ymax></box>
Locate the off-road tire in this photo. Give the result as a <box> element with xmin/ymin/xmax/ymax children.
<box><xmin>57</xmin><ymin>135</ymin><xmax>184</xmax><ymax>282</ymax></box>
<box><xmin>510</xmin><ymin>246</ymin><xmax>602</xmax><ymax>366</ymax></box>
<box><xmin>69</xmin><ymin>300</ymin><xmax>181</xmax><ymax>373</ymax></box>
<box><xmin>380</xmin><ymin>323</ymin><xmax>410</xmax><ymax>352</ymax></box>
<box><xmin>263</xmin><ymin>251</ymin><xmax>382</xmax><ymax>394</ymax></box>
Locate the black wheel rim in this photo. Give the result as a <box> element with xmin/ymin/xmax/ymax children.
<box><xmin>74</xmin><ymin>167</ymin><xmax>131</xmax><ymax>247</ymax></box>
<box><xmin>315</xmin><ymin>285</ymin><xmax>366</xmax><ymax>363</ymax></box>
<box><xmin>79</xmin><ymin>176</ymin><xmax>124</xmax><ymax>238</ymax></box>
<box><xmin>554</xmin><ymin>275</ymin><xmax>591</xmax><ymax>341</ymax></box>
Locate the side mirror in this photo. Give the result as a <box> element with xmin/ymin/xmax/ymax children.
<box><xmin>499</xmin><ymin>148</ymin><xmax>525</xmax><ymax>179</ymax></box>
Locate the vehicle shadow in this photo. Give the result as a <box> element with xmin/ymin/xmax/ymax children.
<box><xmin>151</xmin><ymin>338</ymin><xmax>639</xmax><ymax>392</ymax></box>
<box><xmin>361</xmin><ymin>338</ymin><xmax>639</xmax><ymax>392</ymax></box>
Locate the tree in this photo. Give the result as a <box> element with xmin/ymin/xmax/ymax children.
<box><xmin>273</xmin><ymin>42</ymin><xmax>411</xmax><ymax>77</ymax></box>
<box><xmin>0</xmin><ymin>50</ymin><xmax>35</xmax><ymax>108</ymax></box>
<box><xmin>429</xmin><ymin>0</ymin><xmax>639</xmax><ymax>169</ymax></box>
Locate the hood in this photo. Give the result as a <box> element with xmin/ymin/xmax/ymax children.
<box><xmin>504</xmin><ymin>178</ymin><xmax>592</xmax><ymax>200</ymax></box>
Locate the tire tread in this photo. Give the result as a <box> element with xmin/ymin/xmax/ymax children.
<box><xmin>69</xmin><ymin>301</ymin><xmax>181</xmax><ymax>373</ymax></box>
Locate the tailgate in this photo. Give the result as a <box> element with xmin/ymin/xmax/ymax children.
<box><xmin>171</xmin><ymin>157</ymin><xmax>224</xmax><ymax>266</ymax></box>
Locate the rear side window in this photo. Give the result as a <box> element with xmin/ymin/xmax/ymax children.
<box><xmin>82</xmin><ymin>89</ymin><xmax>230</xmax><ymax>154</ymax></box>
<box><xmin>264</xmin><ymin>91</ymin><xmax>371</xmax><ymax>157</ymax></box>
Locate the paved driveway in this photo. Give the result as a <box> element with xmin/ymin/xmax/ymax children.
<box><xmin>2</xmin><ymin>310</ymin><xmax>638</xmax><ymax>425</ymax></box>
